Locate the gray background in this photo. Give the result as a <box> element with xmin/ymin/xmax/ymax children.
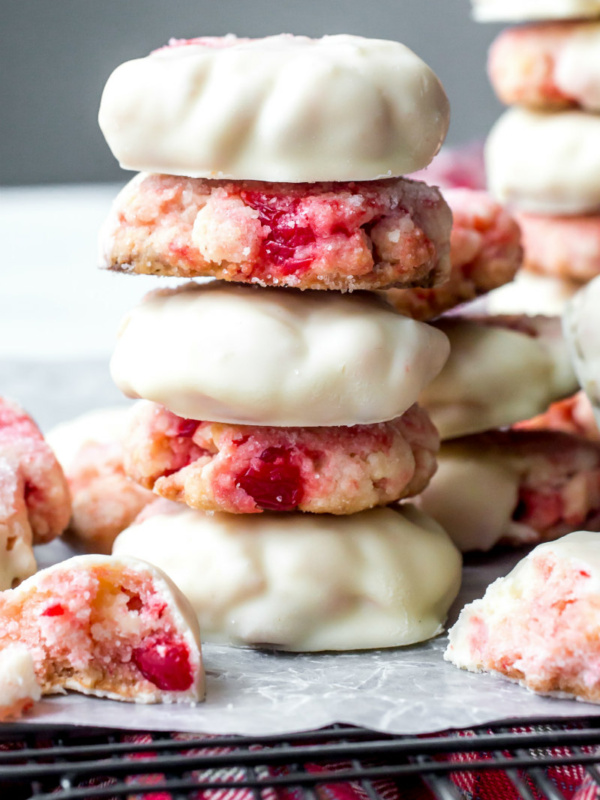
<box><xmin>1</xmin><ymin>0</ymin><xmax>504</xmax><ymax>186</ymax></box>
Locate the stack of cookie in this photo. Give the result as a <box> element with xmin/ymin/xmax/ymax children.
<box><xmin>479</xmin><ymin>0</ymin><xmax>600</xmax><ymax>294</ymax></box>
<box><xmin>97</xmin><ymin>34</ymin><xmax>463</xmax><ymax>652</ymax></box>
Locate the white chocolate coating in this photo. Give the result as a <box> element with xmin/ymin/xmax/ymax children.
<box><xmin>110</xmin><ymin>283</ymin><xmax>450</xmax><ymax>427</ymax></box>
<box><xmin>419</xmin><ymin>317</ymin><xmax>578</xmax><ymax>439</ymax></box>
<box><xmin>472</xmin><ymin>0</ymin><xmax>600</xmax><ymax>20</ymax></box>
<box><xmin>446</xmin><ymin>531</ymin><xmax>600</xmax><ymax>672</ymax></box>
<box><xmin>556</xmin><ymin>25</ymin><xmax>600</xmax><ymax>110</ymax></box>
<box><xmin>486</xmin><ymin>109</ymin><xmax>600</xmax><ymax>215</ymax></box>
<box><xmin>486</xmin><ymin>272</ymin><xmax>579</xmax><ymax>317</ymax></box>
<box><xmin>98</xmin><ymin>34</ymin><xmax>450</xmax><ymax>182</ymax></box>
<box><xmin>0</xmin><ymin>646</ymin><xmax>41</xmax><ymax>719</ymax></box>
<box><xmin>418</xmin><ymin>450</ymin><xmax>522</xmax><ymax>552</ymax></box>
<box><xmin>46</xmin><ymin>406</ymin><xmax>132</xmax><ymax>468</ymax></box>
<box><xmin>113</xmin><ymin>504</ymin><xmax>462</xmax><ymax>652</ymax></box>
<box><xmin>564</xmin><ymin>277</ymin><xmax>600</xmax><ymax>429</ymax></box>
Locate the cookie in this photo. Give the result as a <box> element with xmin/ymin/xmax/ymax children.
<box><xmin>100</xmin><ymin>173</ymin><xmax>452</xmax><ymax>292</ymax></box>
<box><xmin>420</xmin><ymin>316</ymin><xmax>577</xmax><ymax>439</ymax></box>
<box><xmin>99</xmin><ymin>34</ymin><xmax>449</xmax><ymax>182</ymax></box>
<box><xmin>123</xmin><ymin>401</ymin><xmax>438</xmax><ymax>515</ymax></box>
<box><xmin>418</xmin><ymin>430</ymin><xmax>600</xmax><ymax>552</ymax></box>
<box><xmin>516</xmin><ymin>392</ymin><xmax>600</xmax><ymax>441</ymax></box>
<box><xmin>0</xmin><ymin>555</ymin><xmax>204</xmax><ymax>703</ymax></box>
<box><xmin>0</xmin><ymin>397</ymin><xmax>71</xmax><ymax>544</ymax></box>
<box><xmin>110</xmin><ymin>283</ymin><xmax>450</xmax><ymax>427</ymax></box>
<box><xmin>0</xmin><ymin>647</ymin><xmax>41</xmax><ymax>721</ymax></box>
<box><xmin>515</xmin><ymin>212</ymin><xmax>600</xmax><ymax>283</ymax></box>
<box><xmin>47</xmin><ymin>408</ymin><xmax>155</xmax><ymax>555</ymax></box>
<box><xmin>486</xmin><ymin>108</ymin><xmax>600</xmax><ymax>215</ymax></box>
<box><xmin>446</xmin><ymin>531</ymin><xmax>600</xmax><ymax>703</ymax></box>
<box><xmin>385</xmin><ymin>189</ymin><xmax>522</xmax><ymax>320</ymax></box>
<box><xmin>486</xmin><ymin>270</ymin><xmax>579</xmax><ymax>316</ymax></box>
<box><xmin>564</xmin><ymin>274</ymin><xmax>600</xmax><ymax>430</ymax></box>
<box><xmin>489</xmin><ymin>22</ymin><xmax>600</xmax><ymax>112</ymax></box>
<box><xmin>114</xmin><ymin>503</ymin><xmax>462</xmax><ymax>652</ymax></box>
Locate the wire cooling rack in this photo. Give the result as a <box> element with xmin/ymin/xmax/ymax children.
<box><xmin>1</xmin><ymin>718</ymin><xmax>600</xmax><ymax>800</ymax></box>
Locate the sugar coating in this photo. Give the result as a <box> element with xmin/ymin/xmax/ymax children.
<box><xmin>564</xmin><ymin>275</ymin><xmax>600</xmax><ymax>432</ymax></box>
<box><xmin>100</xmin><ymin>173</ymin><xmax>452</xmax><ymax>292</ymax></box>
<box><xmin>385</xmin><ymin>189</ymin><xmax>522</xmax><ymax>321</ymax></box>
<box><xmin>515</xmin><ymin>212</ymin><xmax>600</xmax><ymax>284</ymax></box>
<box><xmin>114</xmin><ymin>504</ymin><xmax>462</xmax><ymax>652</ymax></box>
<box><xmin>0</xmin><ymin>555</ymin><xmax>204</xmax><ymax>704</ymax></box>
<box><xmin>486</xmin><ymin>108</ymin><xmax>600</xmax><ymax>215</ymax></box>
<box><xmin>123</xmin><ymin>401</ymin><xmax>438</xmax><ymax>515</ymax></box>
<box><xmin>472</xmin><ymin>0</ymin><xmax>600</xmax><ymax>21</ymax></box>
<box><xmin>418</xmin><ymin>430</ymin><xmax>600</xmax><ymax>552</ymax></box>
<box><xmin>111</xmin><ymin>283</ymin><xmax>450</xmax><ymax>428</ymax></box>
<box><xmin>489</xmin><ymin>22</ymin><xmax>600</xmax><ymax>112</ymax></box>
<box><xmin>446</xmin><ymin>531</ymin><xmax>600</xmax><ymax>703</ymax></box>
<box><xmin>0</xmin><ymin>646</ymin><xmax>41</xmax><ymax>721</ymax></box>
<box><xmin>47</xmin><ymin>408</ymin><xmax>155</xmax><ymax>554</ymax></box>
<box><xmin>99</xmin><ymin>34</ymin><xmax>449</xmax><ymax>182</ymax></box>
<box><xmin>420</xmin><ymin>315</ymin><xmax>578</xmax><ymax>440</ymax></box>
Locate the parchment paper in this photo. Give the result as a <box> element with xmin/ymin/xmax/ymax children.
<box><xmin>5</xmin><ymin>360</ymin><xmax>600</xmax><ymax>735</ymax></box>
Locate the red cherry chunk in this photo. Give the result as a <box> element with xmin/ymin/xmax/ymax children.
<box><xmin>236</xmin><ymin>447</ymin><xmax>303</xmax><ymax>512</ymax></box>
<box><xmin>42</xmin><ymin>603</ymin><xmax>65</xmax><ymax>617</ymax></box>
<box><xmin>133</xmin><ymin>637</ymin><xmax>193</xmax><ymax>692</ymax></box>
<box><xmin>242</xmin><ymin>192</ymin><xmax>315</xmax><ymax>274</ymax></box>
<box><xmin>176</xmin><ymin>418</ymin><xmax>200</xmax><ymax>438</ymax></box>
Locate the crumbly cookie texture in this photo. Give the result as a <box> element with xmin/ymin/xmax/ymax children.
<box><xmin>446</xmin><ymin>531</ymin><xmax>600</xmax><ymax>703</ymax></box>
<box><xmin>110</xmin><ymin>282</ymin><xmax>450</xmax><ymax>428</ymax></box>
<box><xmin>99</xmin><ymin>34</ymin><xmax>449</xmax><ymax>182</ymax></box>
<box><xmin>47</xmin><ymin>408</ymin><xmax>155</xmax><ymax>554</ymax></box>
<box><xmin>515</xmin><ymin>212</ymin><xmax>600</xmax><ymax>283</ymax></box>
<box><xmin>420</xmin><ymin>315</ymin><xmax>578</xmax><ymax>440</ymax></box>
<box><xmin>123</xmin><ymin>401</ymin><xmax>438</xmax><ymax>515</ymax></box>
<box><xmin>385</xmin><ymin>189</ymin><xmax>522</xmax><ymax>320</ymax></box>
<box><xmin>0</xmin><ymin>646</ymin><xmax>41</xmax><ymax>721</ymax></box>
<box><xmin>489</xmin><ymin>22</ymin><xmax>600</xmax><ymax>112</ymax></box>
<box><xmin>0</xmin><ymin>397</ymin><xmax>70</xmax><ymax>546</ymax></box>
<box><xmin>0</xmin><ymin>555</ymin><xmax>204</xmax><ymax>703</ymax></box>
<box><xmin>418</xmin><ymin>429</ymin><xmax>600</xmax><ymax>552</ymax></box>
<box><xmin>100</xmin><ymin>174</ymin><xmax>452</xmax><ymax>291</ymax></box>
<box><xmin>114</xmin><ymin>503</ymin><xmax>462</xmax><ymax>652</ymax></box>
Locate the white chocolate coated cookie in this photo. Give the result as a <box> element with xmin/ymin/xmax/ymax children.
<box><xmin>486</xmin><ymin>272</ymin><xmax>579</xmax><ymax>317</ymax></box>
<box><xmin>486</xmin><ymin>109</ymin><xmax>600</xmax><ymax>215</ymax></box>
<box><xmin>110</xmin><ymin>283</ymin><xmax>450</xmax><ymax>427</ymax></box>
<box><xmin>420</xmin><ymin>316</ymin><xmax>578</xmax><ymax>439</ymax></box>
<box><xmin>472</xmin><ymin>0</ymin><xmax>600</xmax><ymax>20</ymax></box>
<box><xmin>564</xmin><ymin>276</ymin><xmax>600</xmax><ymax>428</ymax></box>
<box><xmin>99</xmin><ymin>34</ymin><xmax>450</xmax><ymax>182</ymax></box>
<box><xmin>114</xmin><ymin>503</ymin><xmax>462</xmax><ymax>652</ymax></box>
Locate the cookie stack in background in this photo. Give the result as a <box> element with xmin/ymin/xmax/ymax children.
<box><xmin>96</xmin><ymin>34</ymin><xmax>463</xmax><ymax>652</ymax></box>
<box><xmin>480</xmin><ymin>0</ymin><xmax>600</xmax><ymax>301</ymax></box>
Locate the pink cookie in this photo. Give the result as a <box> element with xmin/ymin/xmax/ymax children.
<box><xmin>0</xmin><ymin>398</ymin><xmax>70</xmax><ymax>546</ymax></box>
<box><xmin>446</xmin><ymin>531</ymin><xmax>600</xmax><ymax>703</ymax></box>
<box><xmin>516</xmin><ymin>212</ymin><xmax>600</xmax><ymax>283</ymax></box>
<box><xmin>385</xmin><ymin>189</ymin><xmax>522</xmax><ymax>320</ymax></box>
<box><xmin>100</xmin><ymin>174</ymin><xmax>452</xmax><ymax>291</ymax></box>
<box><xmin>408</xmin><ymin>141</ymin><xmax>486</xmax><ymax>192</ymax></box>
<box><xmin>516</xmin><ymin>391</ymin><xmax>600</xmax><ymax>441</ymax></box>
<box><xmin>0</xmin><ymin>555</ymin><xmax>204</xmax><ymax>703</ymax></box>
<box><xmin>489</xmin><ymin>22</ymin><xmax>600</xmax><ymax>111</ymax></box>
<box><xmin>123</xmin><ymin>401</ymin><xmax>439</xmax><ymax>515</ymax></box>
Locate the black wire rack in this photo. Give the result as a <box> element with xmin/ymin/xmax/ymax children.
<box><xmin>1</xmin><ymin>717</ymin><xmax>600</xmax><ymax>800</ymax></box>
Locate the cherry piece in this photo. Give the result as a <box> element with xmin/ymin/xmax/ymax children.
<box><xmin>133</xmin><ymin>637</ymin><xmax>193</xmax><ymax>692</ymax></box>
<box><xmin>242</xmin><ymin>192</ymin><xmax>315</xmax><ymax>274</ymax></box>
<box><xmin>176</xmin><ymin>418</ymin><xmax>200</xmax><ymax>438</ymax></box>
<box><xmin>42</xmin><ymin>603</ymin><xmax>65</xmax><ymax>617</ymax></box>
<box><xmin>236</xmin><ymin>446</ymin><xmax>303</xmax><ymax>511</ymax></box>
